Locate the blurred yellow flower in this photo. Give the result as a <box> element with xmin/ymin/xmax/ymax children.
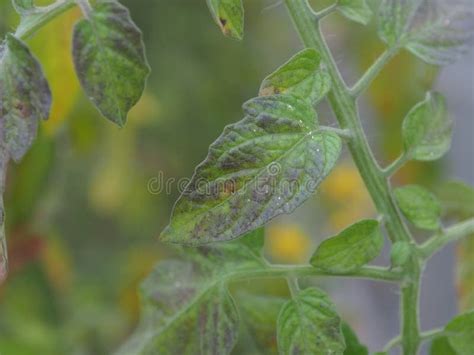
<box><xmin>320</xmin><ymin>161</ymin><xmax>374</xmax><ymax>230</ymax></box>
<box><xmin>266</xmin><ymin>224</ymin><xmax>312</xmax><ymax>264</ymax></box>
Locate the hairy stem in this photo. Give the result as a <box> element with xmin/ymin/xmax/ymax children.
<box><xmin>419</xmin><ymin>218</ymin><xmax>474</xmax><ymax>259</ymax></box>
<box><xmin>14</xmin><ymin>0</ymin><xmax>77</xmax><ymax>40</ymax></box>
<box><xmin>383</xmin><ymin>153</ymin><xmax>409</xmax><ymax>177</ymax></box>
<box><xmin>283</xmin><ymin>1</ymin><xmax>420</xmax><ymax>353</ymax></box>
<box><xmin>350</xmin><ymin>48</ymin><xmax>398</xmax><ymax>97</ymax></box>
<box><xmin>401</xmin><ymin>260</ymin><xmax>422</xmax><ymax>354</ymax></box>
<box><xmin>229</xmin><ymin>265</ymin><xmax>402</xmax><ymax>283</ymax></box>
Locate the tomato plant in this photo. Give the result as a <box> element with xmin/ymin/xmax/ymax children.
<box><xmin>1</xmin><ymin>0</ymin><xmax>473</xmax><ymax>354</ymax></box>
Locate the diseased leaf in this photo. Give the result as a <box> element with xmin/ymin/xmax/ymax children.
<box><xmin>402</xmin><ymin>92</ymin><xmax>452</xmax><ymax>161</ymax></box>
<box><xmin>342</xmin><ymin>323</ymin><xmax>368</xmax><ymax>355</ymax></box>
<box><xmin>394</xmin><ymin>185</ymin><xmax>441</xmax><ymax>230</ymax></box>
<box><xmin>445</xmin><ymin>311</ymin><xmax>474</xmax><ymax>355</ymax></box>
<box><xmin>338</xmin><ymin>0</ymin><xmax>373</xmax><ymax>25</ymax></box>
<box><xmin>207</xmin><ymin>0</ymin><xmax>244</xmax><ymax>40</ymax></box>
<box><xmin>277</xmin><ymin>287</ymin><xmax>345</xmax><ymax>355</ymax></box>
<box><xmin>310</xmin><ymin>219</ymin><xmax>384</xmax><ymax>272</ymax></box>
<box><xmin>117</xmin><ymin>230</ymin><xmax>266</xmax><ymax>355</ymax></box>
<box><xmin>259</xmin><ymin>49</ymin><xmax>331</xmax><ymax>104</ymax></box>
<box><xmin>236</xmin><ymin>293</ymin><xmax>285</xmax><ymax>354</ymax></box>
<box><xmin>430</xmin><ymin>337</ymin><xmax>457</xmax><ymax>355</ymax></box>
<box><xmin>160</xmin><ymin>94</ymin><xmax>342</xmax><ymax>245</ymax></box>
<box><xmin>0</xmin><ymin>34</ymin><xmax>51</xmax><ymax>162</ymax></box>
<box><xmin>378</xmin><ymin>0</ymin><xmax>474</xmax><ymax>65</ymax></box>
<box><xmin>72</xmin><ymin>0</ymin><xmax>150</xmax><ymax>126</ymax></box>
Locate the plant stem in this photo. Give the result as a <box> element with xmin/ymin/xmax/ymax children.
<box><xmin>309</xmin><ymin>1</ymin><xmax>338</xmax><ymax>20</ymax></box>
<box><xmin>350</xmin><ymin>48</ymin><xmax>398</xmax><ymax>97</ymax></box>
<box><xmin>419</xmin><ymin>218</ymin><xmax>474</xmax><ymax>259</ymax></box>
<box><xmin>283</xmin><ymin>0</ymin><xmax>411</xmax><ymax>245</ymax></box>
<box><xmin>383</xmin><ymin>153</ymin><xmax>409</xmax><ymax>177</ymax></box>
<box><xmin>283</xmin><ymin>1</ymin><xmax>421</xmax><ymax>353</ymax></box>
<box><xmin>230</xmin><ymin>265</ymin><xmax>402</xmax><ymax>283</ymax></box>
<box><xmin>419</xmin><ymin>328</ymin><xmax>445</xmax><ymax>343</ymax></box>
<box><xmin>14</xmin><ymin>0</ymin><xmax>77</xmax><ymax>40</ymax></box>
<box><xmin>400</xmin><ymin>260</ymin><xmax>421</xmax><ymax>354</ymax></box>
<box><xmin>287</xmin><ymin>277</ymin><xmax>301</xmax><ymax>297</ymax></box>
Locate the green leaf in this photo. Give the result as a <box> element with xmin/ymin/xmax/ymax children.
<box><xmin>378</xmin><ymin>0</ymin><xmax>474</xmax><ymax>65</ymax></box>
<box><xmin>117</xmin><ymin>230</ymin><xmax>266</xmax><ymax>355</ymax></box>
<box><xmin>342</xmin><ymin>323</ymin><xmax>368</xmax><ymax>355</ymax></box>
<box><xmin>402</xmin><ymin>92</ymin><xmax>452</xmax><ymax>161</ymax></box>
<box><xmin>206</xmin><ymin>0</ymin><xmax>244</xmax><ymax>40</ymax></box>
<box><xmin>277</xmin><ymin>287</ymin><xmax>345</xmax><ymax>355</ymax></box>
<box><xmin>11</xmin><ymin>0</ymin><xmax>34</xmax><ymax>14</ymax></box>
<box><xmin>445</xmin><ymin>310</ymin><xmax>474</xmax><ymax>355</ymax></box>
<box><xmin>236</xmin><ymin>293</ymin><xmax>285</xmax><ymax>354</ymax></box>
<box><xmin>259</xmin><ymin>49</ymin><xmax>331</xmax><ymax>104</ymax></box>
<box><xmin>310</xmin><ymin>220</ymin><xmax>384</xmax><ymax>273</ymax></box>
<box><xmin>72</xmin><ymin>0</ymin><xmax>150</xmax><ymax>126</ymax></box>
<box><xmin>160</xmin><ymin>94</ymin><xmax>342</xmax><ymax>245</ymax></box>
<box><xmin>338</xmin><ymin>0</ymin><xmax>373</xmax><ymax>25</ymax></box>
<box><xmin>394</xmin><ymin>185</ymin><xmax>441</xmax><ymax>230</ymax></box>
<box><xmin>436</xmin><ymin>181</ymin><xmax>474</xmax><ymax>219</ymax></box>
<box><xmin>390</xmin><ymin>241</ymin><xmax>412</xmax><ymax>268</ymax></box>
<box><xmin>0</xmin><ymin>34</ymin><xmax>51</xmax><ymax>162</ymax></box>
<box><xmin>430</xmin><ymin>337</ymin><xmax>457</xmax><ymax>355</ymax></box>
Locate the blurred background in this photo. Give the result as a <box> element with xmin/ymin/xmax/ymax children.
<box><xmin>0</xmin><ymin>0</ymin><xmax>472</xmax><ymax>354</ymax></box>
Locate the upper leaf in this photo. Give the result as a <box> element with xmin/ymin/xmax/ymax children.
<box><xmin>259</xmin><ymin>49</ymin><xmax>331</xmax><ymax>104</ymax></box>
<box><xmin>444</xmin><ymin>310</ymin><xmax>474</xmax><ymax>355</ymax></box>
<box><xmin>160</xmin><ymin>94</ymin><xmax>342</xmax><ymax>245</ymax></box>
<box><xmin>394</xmin><ymin>185</ymin><xmax>441</xmax><ymax>230</ymax></box>
<box><xmin>378</xmin><ymin>0</ymin><xmax>474</xmax><ymax>65</ymax></box>
<box><xmin>206</xmin><ymin>0</ymin><xmax>244</xmax><ymax>40</ymax></box>
<box><xmin>342</xmin><ymin>323</ymin><xmax>368</xmax><ymax>355</ymax></box>
<box><xmin>72</xmin><ymin>0</ymin><xmax>150</xmax><ymax>126</ymax></box>
<box><xmin>310</xmin><ymin>219</ymin><xmax>384</xmax><ymax>272</ymax></box>
<box><xmin>117</xmin><ymin>229</ymin><xmax>266</xmax><ymax>355</ymax></box>
<box><xmin>277</xmin><ymin>287</ymin><xmax>345</xmax><ymax>354</ymax></box>
<box><xmin>338</xmin><ymin>0</ymin><xmax>373</xmax><ymax>25</ymax></box>
<box><xmin>402</xmin><ymin>92</ymin><xmax>452</xmax><ymax>161</ymax></box>
<box><xmin>0</xmin><ymin>34</ymin><xmax>51</xmax><ymax>162</ymax></box>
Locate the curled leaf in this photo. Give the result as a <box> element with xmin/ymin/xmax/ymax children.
<box><xmin>72</xmin><ymin>0</ymin><xmax>150</xmax><ymax>126</ymax></box>
<box><xmin>206</xmin><ymin>0</ymin><xmax>244</xmax><ymax>40</ymax></box>
<box><xmin>0</xmin><ymin>34</ymin><xmax>51</xmax><ymax>162</ymax></box>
